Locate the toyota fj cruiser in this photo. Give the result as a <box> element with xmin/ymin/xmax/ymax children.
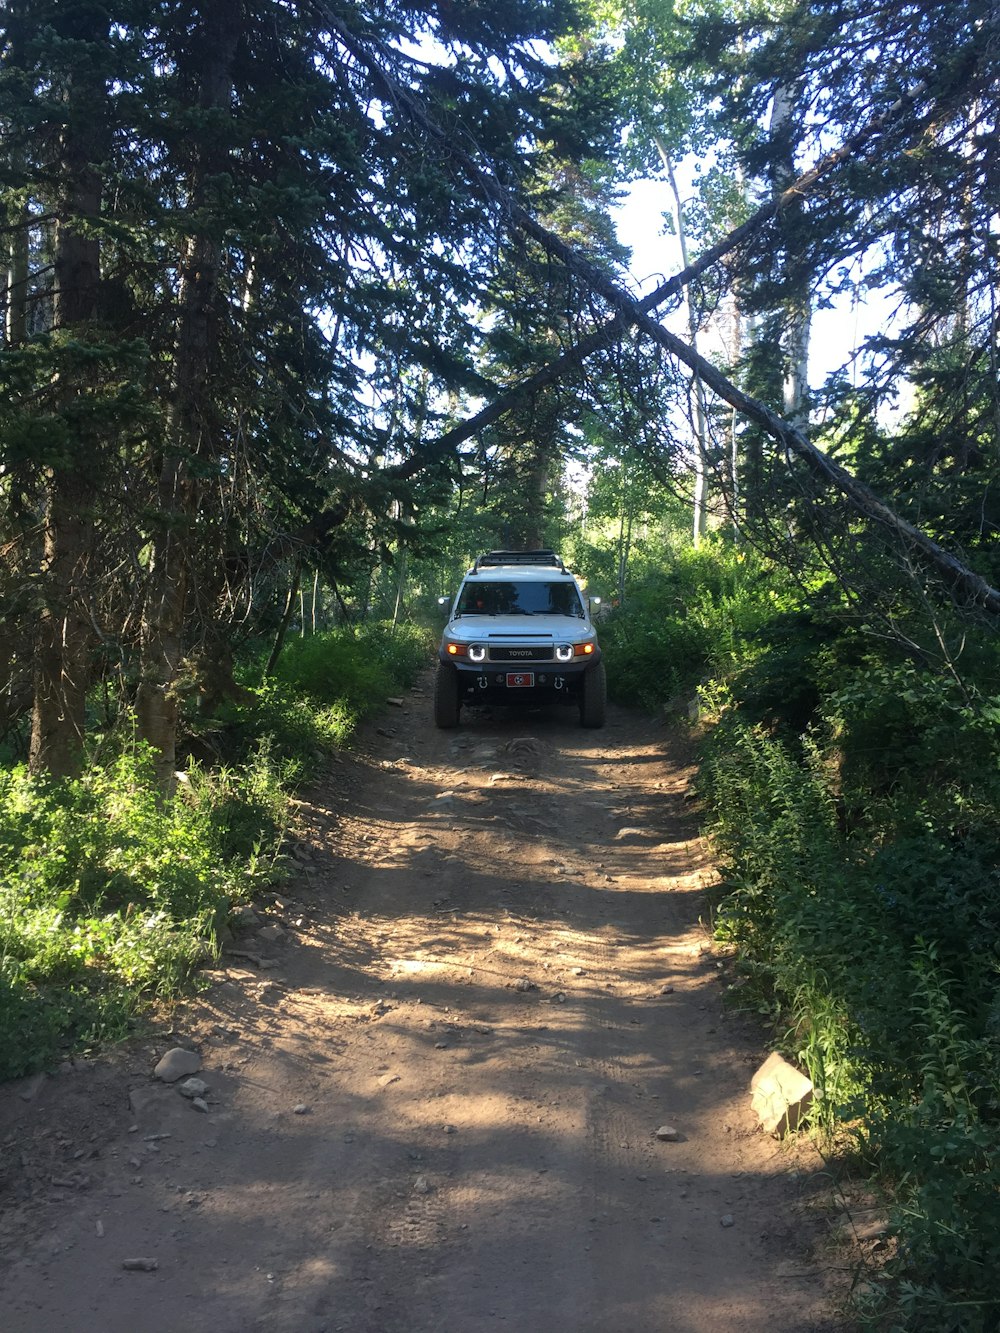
<box><xmin>434</xmin><ymin>550</ymin><xmax>605</xmax><ymax>729</ymax></box>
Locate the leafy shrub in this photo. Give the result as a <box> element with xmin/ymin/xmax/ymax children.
<box><xmin>601</xmin><ymin>543</ymin><xmax>791</xmax><ymax>709</ymax></box>
<box><xmin>0</xmin><ymin>619</ymin><xmax>431</xmax><ymax>1080</ymax></box>
<box><xmin>216</xmin><ymin>622</ymin><xmax>433</xmax><ymax>768</ymax></box>
<box><xmin>701</xmin><ymin>656</ymin><xmax>1000</xmax><ymax>1326</ymax></box>
<box><xmin>0</xmin><ymin>743</ymin><xmax>289</xmax><ymax>1078</ymax></box>
<box><xmin>268</xmin><ymin>621</ymin><xmax>430</xmax><ymax>709</ymax></box>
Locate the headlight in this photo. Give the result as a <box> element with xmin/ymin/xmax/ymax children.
<box><xmin>468</xmin><ymin>644</ymin><xmax>487</xmax><ymax>662</ymax></box>
<box><xmin>555</xmin><ymin>643</ymin><xmax>573</xmax><ymax>662</ymax></box>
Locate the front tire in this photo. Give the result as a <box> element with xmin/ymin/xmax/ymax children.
<box><xmin>434</xmin><ymin>663</ymin><xmax>461</xmax><ymax>728</ymax></box>
<box><xmin>579</xmin><ymin>660</ymin><xmax>606</xmax><ymax>728</ymax></box>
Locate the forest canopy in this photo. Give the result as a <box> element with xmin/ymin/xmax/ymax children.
<box><xmin>2</xmin><ymin>0</ymin><xmax>998</xmax><ymax>778</ymax></box>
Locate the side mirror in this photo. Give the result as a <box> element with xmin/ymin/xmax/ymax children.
<box><xmin>437</xmin><ymin>596</ymin><xmax>451</xmax><ymax>613</ymax></box>
<box><xmin>590</xmin><ymin>596</ymin><xmax>602</xmax><ymax>607</ymax></box>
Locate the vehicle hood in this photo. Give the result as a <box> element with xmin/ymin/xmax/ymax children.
<box><xmin>446</xmin><ymin>614</ymin><xmax>592</xmax><ymax>641</ymax></box>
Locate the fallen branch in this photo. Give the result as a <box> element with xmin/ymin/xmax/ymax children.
<box><xmin>320</xmin><ymin>2</ymin><xmax>928</xmax><ymax>464</ymax></box>
<box><xmin>316</xmin><ymin>6</ymin><xmax>1000</xmax><ymax>613</ymax></box>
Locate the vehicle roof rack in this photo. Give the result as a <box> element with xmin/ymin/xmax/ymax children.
<box><xmin>474</xmin><ymin>549</ymin><xmax>566</xmax><ymax>572</ymax></box>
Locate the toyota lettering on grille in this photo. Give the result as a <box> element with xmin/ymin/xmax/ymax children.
<box><xmin>508</xmin><ymin>649</ymin><xmax>534</xmax><ymax>657</ymax></box>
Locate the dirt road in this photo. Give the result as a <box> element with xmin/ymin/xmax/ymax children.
<box><xmin>0</xmin><ymin>687</ymin><xmax>848</xmax><ymax>1331</ymax></box>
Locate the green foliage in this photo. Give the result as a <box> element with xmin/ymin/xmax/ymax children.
<box><xmin>0</xmin><ymin>615</ymin><xmax>431</xmax><ymax>1081</ymax></box>
<box><xmin>269</xmin><ymin>622</ymin><xmax>430</xmax><ymax>710</ymax></box>
<box><xmin>599</xmin><ymin>543</ymin><xmax>793</xmax><ymax>708</ymax></box>
<box><xmin>0</xmin><ymin>743</ymin><xmax>287</xmax><ymax>1079</ymax></box>
<box><xmin>687</xmin><ymin>608</ymin><xmax>999</xmax><ymax>1324</ymax></box>
<box><xmin>198</xmin><ymin>622</ymin><xmax>432</xmax><ymax>773</ymax></box>
<box><xmin>605</xmin><ymin>540</ymin><xmax>1000</xmax><ymax>1326</ymax></box>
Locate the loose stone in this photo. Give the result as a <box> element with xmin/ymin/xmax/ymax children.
<box><xmin>153</xmin><ymin>1048</ymin><xmax>201</xmax><ymax>1083</ymax></box>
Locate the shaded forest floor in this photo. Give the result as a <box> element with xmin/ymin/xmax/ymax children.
<box><xmin>0</xmin><ymin>685</ymin><xmax>861</xmax><ymax>1331</ymax></box>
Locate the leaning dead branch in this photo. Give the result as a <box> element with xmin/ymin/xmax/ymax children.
<box><xmin>319</xmin><ymin>5</ymin><xmax>1000</xmax><ymax>615</ymax></box>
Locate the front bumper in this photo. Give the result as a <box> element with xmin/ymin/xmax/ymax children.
<box><xmin>444</xmin><ymin>657</ymin><xmax>598</xmax><ymax>706</ymax></box>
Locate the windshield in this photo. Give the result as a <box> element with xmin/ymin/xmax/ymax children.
<box><xmin>457</xmin><ymin>580</ymin><xmax>584</xmax><ymax>618</ymax></box>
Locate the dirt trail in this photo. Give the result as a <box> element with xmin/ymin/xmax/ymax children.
<box><xmin>0</xmin><ymin>687</ymin><xmax>850</xmax><ymax>1332</ymax></box>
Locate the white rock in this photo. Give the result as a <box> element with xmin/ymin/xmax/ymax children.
<box><xmin>177</xmin><ymin>1078</ymin><xmax>208</xmax><ymax>1099</ymax></box>
<box><xmin>750</xmin><ymin>1052</ymin><xmax>814</xmax><ymax>1137</ymax></box>
<box><xmin>153</xmin><ymin>1048</ymin><xmax>202</xmax><ymax>1083</ymax></box>
<box><xmin>655</xmin><ymin>1125</ymin><xmax>680</xmax><ymax>1142</ymax></box>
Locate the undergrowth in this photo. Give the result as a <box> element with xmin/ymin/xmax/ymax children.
<box><xmin>606</xmin><ymin>541</ymin><xmax>1000</xmax><ymax>1330</ymax></box>
<box><xmin>0</xmin><ymin>619</ymin><xmax>432</xmax><ymax>1081</ymax></box>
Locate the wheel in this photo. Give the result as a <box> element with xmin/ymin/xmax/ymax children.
<box><xmin>433</xmin><ymin>663</ymin><xmax>461</xmax><ymax>728</ymax></box>
<box><xmin>579</xmin><ymin>660</ymin><xmax>606</xmax><ymax>728</ymax></box>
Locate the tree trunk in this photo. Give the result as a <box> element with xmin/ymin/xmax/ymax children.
<box><xmin>392</xmin><ymin>550</ymin><xmax>407</xmax><ymax>627</ymax></box>
<box><xmin>769</xmin><ymin>83</ymin><xmax>812</xmax><ymax>427</ymax></box>
<box><xmin>6</xmin><ymin>202</ymin><xmax>29</xmax><ymax>346</ymax></box>
<box><xmin>265</xmin><ymin>556</ymin><xmax>303</xmax><ymax>676</ymax></box>
<box><xmin>658</xmin><ymin>141</ymin><xmax>710</xmax><ymax>547</ymax></box>
<box><xmin>135</xmin><ymin>5</ymin><xmax>240</xmax><ymax>789</ymax></box>
<box><xmin>29</xmin><ymin>3</ymin><xmax>107</xmax><ymax>777</ymax></box>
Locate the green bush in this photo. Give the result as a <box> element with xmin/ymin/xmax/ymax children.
<box><xmin>700</xmin><ymin>651</ymin><xmax>1000</xmax><ymax>1327</ymax></box>
<box><xmin>268</xmin><ymin>621</ymin><xmax>430</xmax><ymax>709</ymax></box>
<box><xmin>0</xmin><ymin>619</ymin><xmax>431</xmax><ymax>1081</ymax></box>
<box><xmin>0</xmin><ymin>744</ymin><xmax>288</xmax><ymax>1079</ymax></box>
<box><xmin>600</xmin><ymin>544</ymin><xmax>790</xmax><ymax>709</ymax></box>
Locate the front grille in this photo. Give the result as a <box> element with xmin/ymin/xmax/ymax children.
<box><xmin>489</xmin><ymin>646</ymin><xmax>551</xmax><ymax>662</ymax></box>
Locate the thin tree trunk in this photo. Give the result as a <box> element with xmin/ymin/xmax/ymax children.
<box><xmin>769</xmin><ymin>83</ymin><xmax>812</xmax><ymax>426</ymax></box>
<box><xmin>29</xmin><ymin>4</ymin><xmax>107</xmax><ymax>777</ymax></box>
<box><xmin>265</xmin><ymin>557</ymin><xmax>302</xmax><ymax>675</ymax></box>
<box><xmin>658</xmin><ymin>141</ymin><xmax>710</xmax><ymax>546</ymax></box>
<box><xmin>392</xmin><ymin>550</ymin><xmax>407</xmax><ymax>627</ymax></box>
<box><xmin>6</xmin><ymin>203</ymin><xmax>29</xmax><ymax>346</ymax></box>
<box><xmin>136</xmin><ymin>5</ymin><xmax>240</xmax><ymax>789</ymax></box>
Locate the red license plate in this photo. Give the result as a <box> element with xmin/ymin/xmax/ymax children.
<box><xmin>506</xmin><ymin>672</ymin><xmax>535</xmax><ymax>688</ymax></box>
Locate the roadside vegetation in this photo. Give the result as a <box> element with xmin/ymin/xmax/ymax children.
<box><xmin>595</xmin><ymin>540</ymin><xmax>1000</xmax><ymax>1332</ymax></box>
<box><xmin>0</xmin><ymin>623</ymin><xmax>429</xmax><ymax>1083</ymax></box>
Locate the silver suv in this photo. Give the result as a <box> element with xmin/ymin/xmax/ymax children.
<box><xmin>435</xmin><ymin>550</ymin><xmax>605</xmax><ymax>728</ymax></box>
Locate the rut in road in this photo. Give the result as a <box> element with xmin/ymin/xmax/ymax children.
<box><xmin>0</xmin><ymin>692</ymin><xmax>850</xmax><ymax>1333</ymax></box>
